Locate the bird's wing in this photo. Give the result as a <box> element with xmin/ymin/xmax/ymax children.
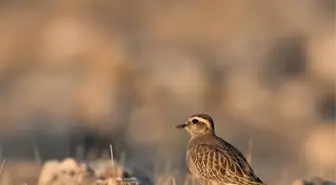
<box><xmin>189</xmin><ymin>143</ymin><xmax>264</xmax><ymax>185</ymax></box>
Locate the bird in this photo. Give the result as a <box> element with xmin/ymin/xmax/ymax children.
<box><xmin>175</xmin><ymin>113</ymin><xmax>265</xmax><ymax>185</ymax></box>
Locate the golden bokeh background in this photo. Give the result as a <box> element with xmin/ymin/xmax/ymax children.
<box><xmin>0</xmin><ymin>1</ymin><xmax>334</xmax><ymax>184</ymax></box>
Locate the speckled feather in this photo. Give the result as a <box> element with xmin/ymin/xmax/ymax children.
<box><xmin>184</xmin><ymin>114</ymin><xmax>265</xmax><ymax>185</ymax></box>
<box><xmin>187</xmin><ymin>137</ymin><xmax>264</xmax><ymax>185</ymax></box>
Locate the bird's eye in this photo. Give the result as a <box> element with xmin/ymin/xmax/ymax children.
<box><xmin>192</xmin><ymin>119</ymin><xmax>199</xmax><ymax>124</ymax></box>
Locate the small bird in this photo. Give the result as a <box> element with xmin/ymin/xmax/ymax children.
<box><xmin>175</xmin><ymin>113</ymin><xmax>265</xmax><ymax>185</ymax></box>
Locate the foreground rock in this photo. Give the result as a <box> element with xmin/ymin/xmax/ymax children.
<box><xmin>292</xmin><ymin>177</ymin><xmax>336</xmax><ymax>185</ymax></box>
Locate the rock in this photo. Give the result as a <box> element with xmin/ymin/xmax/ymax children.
<box><xmin>37</xmin><ymin>158</ymin><xmax>85</xmax><ymax>185</ymax></box>
<box><xmin>92</xmin><ymin>177</ymin><xmax>142</xmax><ymax>185</ymax></box>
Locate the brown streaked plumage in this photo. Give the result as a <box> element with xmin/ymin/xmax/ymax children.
<box><xmin>176</xmin><ymin>113</ymin><xmax>265</xmax><ymax>185</ymax></box>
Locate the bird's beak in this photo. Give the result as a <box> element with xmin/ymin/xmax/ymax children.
<box><xmin>175</xmin><ymin>123</ymin><xmax>187</xmax><ymax>129</ymax></box>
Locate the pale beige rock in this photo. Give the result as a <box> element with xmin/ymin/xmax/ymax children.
<box><xmin>303</xmin><ymin>125</ymin><xmax>336</xmax><ymax>177</ymax></box>
<box><xmin>37</xmin><ymin>160</ymin><xmax>60</xmax><ymax>185</ymax></box>
<box><xmin>38</xmin><ymin>158</ymin><xmax>85</xmax><ymax>185</ymax></box>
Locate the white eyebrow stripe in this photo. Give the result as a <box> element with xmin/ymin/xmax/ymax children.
<box><xmin>189</xmin><ymin>117</ymin><xmax>212</xmax><ymax>129</ymax></box>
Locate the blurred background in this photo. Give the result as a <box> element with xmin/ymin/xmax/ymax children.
<box><xmin>0</xmin><ymin>0</ymin><xmax>335</xmax><ymax>184</ymax></box>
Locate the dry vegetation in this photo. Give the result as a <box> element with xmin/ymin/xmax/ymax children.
<box><xmin>0</xmin><ymin>0</ymin><xmax>335</xmax><ymax>185</ymax></box>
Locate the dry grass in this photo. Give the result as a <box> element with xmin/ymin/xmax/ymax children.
<box><xmin>0</xmin><ymin>143</ymin><xmax>334</xmax><ymax>185</ymax></box>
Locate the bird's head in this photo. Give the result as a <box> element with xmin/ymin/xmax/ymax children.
<box><xmin>175</xmin><ymin>113</ymin><xmax>215</xmax><ymax>137</ymax></box>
